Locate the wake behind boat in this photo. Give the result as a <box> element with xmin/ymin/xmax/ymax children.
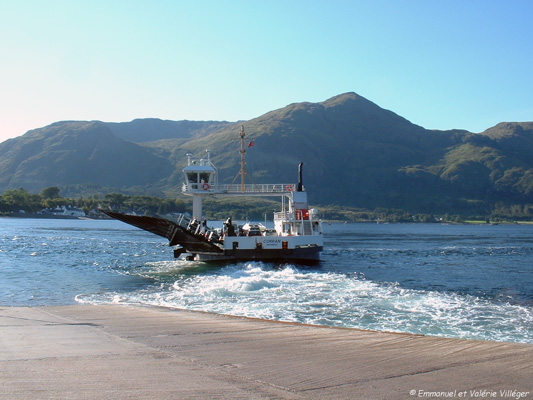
<box><xmin>101</xmin><ymin>126</ymin><xmax>323</xmax><ymax>264</ymax></box>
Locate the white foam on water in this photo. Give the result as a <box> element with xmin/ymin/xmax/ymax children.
<box><xmin>76</xmin><ymin>262</ymin><xmax>533</xmax><ymax>343</ymax></box>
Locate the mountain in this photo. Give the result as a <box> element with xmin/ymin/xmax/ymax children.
<box><xmin>1</xmin><ymin>93</ymin><xmax>532</xmax><ymax>216</ymax></box>
<box><xmin>177</xmin><ymin>93</ymin><xmax>532</xmax><ymax>214</ymax></box>
<box><xmin>0</xmin><ymin>121</ymin><xmax>174</xmax><ymax>194</ymax></box>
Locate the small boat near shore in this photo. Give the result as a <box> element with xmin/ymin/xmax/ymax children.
<box><xmin>101</xmin><ymin>126</ymin><xmax>323</xmax><ymax>264</ymax></box>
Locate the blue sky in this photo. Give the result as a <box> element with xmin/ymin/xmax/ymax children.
<box><xmin>1</xmin><ymin>0</ymin><xmax>532</xmax><ymax>143</ymax></box>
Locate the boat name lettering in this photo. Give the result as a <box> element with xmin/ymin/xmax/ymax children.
<box><xmin>263</xmin><ymin>239</ymin><xmax>282</xmax><ymax>244</ymax></box>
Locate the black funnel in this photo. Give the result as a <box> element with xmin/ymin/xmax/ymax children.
<box><xmin>298</xmin><ymin>162</ymin><xmax>303</xmax><ymax>192</ymax></box>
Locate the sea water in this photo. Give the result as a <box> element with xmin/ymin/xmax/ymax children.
<box><xmin>1</xmin><ymin>218</ymin><xmax>531</xmax><ymax>343</ymax></box>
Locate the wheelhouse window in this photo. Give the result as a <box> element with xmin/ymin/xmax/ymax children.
<box><xmin>187</xmin><ymin>172</ymin><xmax>198</xmax><ymax>183</ymax></box>
<box><xmin>199</xmin><ymin>172</ymin><xmax>210</xmax><ymax>183</ymax></box>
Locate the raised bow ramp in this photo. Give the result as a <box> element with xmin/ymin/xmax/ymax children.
<box><xmin>99</xmin><ymin>210</ymin><xmax>223</xmax><ymax>254</ymax></box>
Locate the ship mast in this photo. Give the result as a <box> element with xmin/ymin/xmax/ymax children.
<box><xmin>240</xmin><ymin>125</ymin><xmax>246</xmax><ymax>192</ymax></box>
<box><xmin>229</xmin><ymin>125</ymin><xmax>258</xmax><ymax>192</ymax></box>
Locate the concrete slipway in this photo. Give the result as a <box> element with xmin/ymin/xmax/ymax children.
<box><xmin>0</xmin><ymin>305</ymin><xmax>531</xmax><ymax>399</ymax></box>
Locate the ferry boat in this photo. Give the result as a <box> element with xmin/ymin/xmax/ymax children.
<box><xmin>101</xmin><ymin>126</ymin><xmax>323</xmax><ymax>264</ymax></box>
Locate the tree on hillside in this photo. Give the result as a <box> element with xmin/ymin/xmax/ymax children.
<box><xmin>40</xmin><ymin>186</ymin><xmax>62</xmax><ymax>199</ymax></box>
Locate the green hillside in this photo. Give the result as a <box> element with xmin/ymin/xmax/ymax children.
<box><xmin>0</xmin><ymin>121</ymin><xmax>174</xmax><ymax>195</ymax></box>
<box><xmin>1</xmin><ymin>93</ymin><xmax>532</xmax><ymax>218</ymax></box>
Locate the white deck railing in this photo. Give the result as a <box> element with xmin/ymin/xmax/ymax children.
<box><xmin>182</xmin><ymin>183</ymin><xmax>298</xmax><ymax>196</ymax></box>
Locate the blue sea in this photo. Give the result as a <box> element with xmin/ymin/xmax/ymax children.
<box><xmin>1</xmin><ymin>218</ymin><xmax>532</xmax><ymax>343</ymax></box>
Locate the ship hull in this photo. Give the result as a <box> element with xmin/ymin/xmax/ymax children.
<box><xmin>188</xmin><ymin>245</ymin><xmax>323</xmax><ymax>265</ymax></box>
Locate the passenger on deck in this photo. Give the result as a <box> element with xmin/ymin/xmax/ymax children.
<box><xmin>224</xmin><ymin>218</ymin><xmax>236</xmax><ymax>237</ymax></box>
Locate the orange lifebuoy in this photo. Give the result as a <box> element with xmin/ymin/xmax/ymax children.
<box><xmin>202</xmin><ymin>183</ymin><xmax>210</xmax><ymax>190</ymax></box>
<box><xmin>286</xmin><ymin>184</ymin><xmax>294</xmax><ymax>192</ymax></box>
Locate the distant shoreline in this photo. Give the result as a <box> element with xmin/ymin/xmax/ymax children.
<box><xmin>2</xmin><ymin>213</ymin><xmax>533</xmax><ymax>225</ymax></box>
<box><xmin>0</xmin><ymin>213</ymin><xmax>104</xmax><ymax>220</ymax></box>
